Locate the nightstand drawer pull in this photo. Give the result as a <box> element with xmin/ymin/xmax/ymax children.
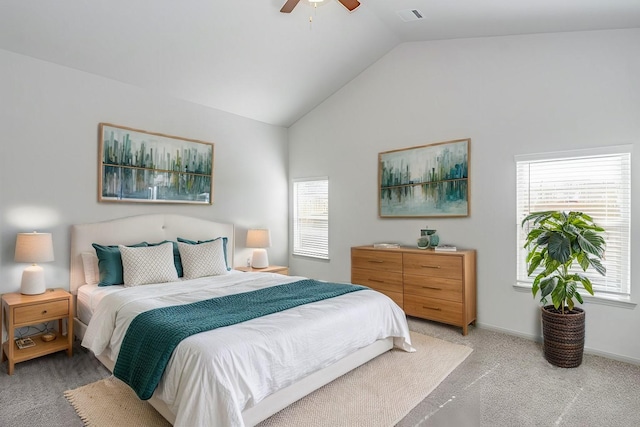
<box><xmin>368</xmin><ymin>260</ymin><xmax>384</xmax><ymax>264</ymax></box>
<box><xmin>421</xmin><ymin>265</ymin><xmax>441</xmax><ymax>269</ymax></box>
<box><xmin>423</xmin><ymin>306</ymin><xmax>442</xmax><ymax>311</ymax></box>
<box><xmin>42</xmin><ymin>310</ymin><xmax>48</xmax><ymax>314</ymax></box>
<box><xmin>421</xmin><ymin>286</ymin><xmax>442</xmax><ymax>290</ymax></box>
<box><xmin>369</xmin><ymin>278</ymin><xmax>385</xmax><ymax>283</ymax></box>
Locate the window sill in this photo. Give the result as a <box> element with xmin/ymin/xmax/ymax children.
<box><xmin>513</xmin><ymin>283</ymin><xmax>637</xmax><ymax>309</ymax></box>
<box><xmin>292</xmin><ymin>253</ymin><xmax>330</xmax><ymax>262</ymax></box>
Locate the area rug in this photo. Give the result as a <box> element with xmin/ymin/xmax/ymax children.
<box><xmin>65</xmin><ymin>332</ymin><xmax>472</xmax><ymax>427</ymax></box>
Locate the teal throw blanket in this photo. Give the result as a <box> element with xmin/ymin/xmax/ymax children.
<box><xmin>114</xmin><ymin>279</ymin><xmax>366</xmax><ymax>399</ymax></box>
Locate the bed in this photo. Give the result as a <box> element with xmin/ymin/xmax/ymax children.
<box><xmin>70</xmin><ymin>214</ymin><xmax>413</xmax><ymax>426</ymax></box>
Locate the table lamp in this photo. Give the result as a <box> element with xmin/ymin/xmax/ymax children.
<box><xmin>246</xmin><ymin>229</ymin><xmax>271</xmax><ymax>269</ymax></box>
<box><xmin>15</xmin><ymin>232</ymin><xmax>54</xmax><ymax>295</ymax></box>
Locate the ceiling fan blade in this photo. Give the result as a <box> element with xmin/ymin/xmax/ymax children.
<box><xmin>280</xmin><ymin>0</ymin><xmax>301</xmax><ymax>13</ymax></box>
<box><xmin>337</xmin><ymin>0</ymin><xmax>360</xmax><ymax>12</ymax></box>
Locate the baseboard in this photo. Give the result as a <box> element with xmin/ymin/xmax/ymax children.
<box><xmin>475</xmin><ymin>322</ymin><xmax>640</xmax><ymax>366</ymax></box>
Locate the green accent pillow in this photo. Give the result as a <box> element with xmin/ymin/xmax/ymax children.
<box><xmin>177</xmin><ymin>237</ymin><xmax>230</xmax><ymax>271</ymax></box>
<box><xmin>147</xmin><ymin>240</ymin><xmax>183</xmax><ymax>277</ymax></box>
<box><xmin>92</xmin><ymin>242</ymin><xmax>148</xmax><ymax>286</ymax></box>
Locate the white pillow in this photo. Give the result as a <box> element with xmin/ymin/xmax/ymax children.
<box><xmin>178</xmin><ymin>239</ymin><xmax>229</xmax><ymax>279</ymax></box>
<box><xmin>80</xmin><ymin>251</ymin><xmax>100</xmax><ymax>285</ymax></box>
<box><xmin>119</xmin><ymin>242</ymin><xmax>179</xmax><ymax>287</ymax></box>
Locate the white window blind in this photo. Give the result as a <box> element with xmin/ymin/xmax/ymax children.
<box><xmin>293</xmin><ymin>178</ymin><xmax>329</xmax><ymax>259</ymax></box>
<box><xmin>516</xmin><ymin>146</ymin><xmax>631</xmax><ymax>296</ymax></box>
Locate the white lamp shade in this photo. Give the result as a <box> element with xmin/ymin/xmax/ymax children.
<box><xmin>246</xmin><ymin>229</ymin><xmax>271</xmax><ymax>248</ymax></box>
<box><xmin>15</xmin><ymin>232</ymin><xmax>54</xmax><ymax>295</ymax></box>
<box><xmin>15</xmin><ymin>232</ymin><xmax>54</xmax><ymax>263</ymax></box>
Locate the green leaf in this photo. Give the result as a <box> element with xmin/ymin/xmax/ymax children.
<box><xmin>577</xmin><ymin>230</ymin><xmax>605</xmax><ymax>257</ymax></box>
<box><xmin>527</xmin><ymin>253</ymin><xmax>543</xmax><ymax>276</ymax></box>
<box><xmin>547</xmin><ymin>232</ymin><xmax>571</xmax><ymax>264</ymax></box>
<box><xmin>587</xmin><ymin>257</ymin><xmax>606</xmax><ymax>277</ymax></box>
<box><xmin>577</xmin><ymin>252</ymin><xmax>590</xmax><ymax>272</ymax></box>
<box><xmin>540</xmin><ymin>277</ymin><xmax>556</xmax><ymax>299</ymax></box>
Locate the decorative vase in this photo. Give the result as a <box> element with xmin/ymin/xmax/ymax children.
<box><xmin>418</xmin><ymin>228</ymin><xmax>438</xmax><ymax>249</ymax></box>
<box><xmin>417</xmin><ymin>236</ymin><xmax>430</xmax><ymax>249</ymax></box>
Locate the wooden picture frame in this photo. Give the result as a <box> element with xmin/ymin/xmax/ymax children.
<box><xmin>98</xmin><ymin>123</ymin><xmax>214</xmax><ymax>204</ymax></box>
<box><xmin>379</xmin><ymin>138</ymin><xmax>470</xmax><ymax>218</ymax></box>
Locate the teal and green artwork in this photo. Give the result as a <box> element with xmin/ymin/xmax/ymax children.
<box><xmin>98</xmin><ymin>123</ymin><xmax>214</xmax><ymax>204</ymax></box>
<box><xmin>378</xmin><ymin>138</ymin><xmax>470</xmax><ymax>217</ymax></box>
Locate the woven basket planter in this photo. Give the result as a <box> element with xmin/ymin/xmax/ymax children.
<box><xmin>541</xmin><ymin>305</ymin><xmax>585</xmax><ymax>368</ymax></box>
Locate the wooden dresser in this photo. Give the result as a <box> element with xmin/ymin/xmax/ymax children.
<box><xmin>351</xmin><ymin>246</ymin><xmax>476</xmax><ymax>335</ymax></box>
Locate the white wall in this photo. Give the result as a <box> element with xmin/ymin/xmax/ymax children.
<box><xmin>0</xmin><ymin>50</ymin><xmax>289</xmax><ymax>295</ymax></box>
<box><xmin>288</xmin><ymin>29</ymin><xmax>640</xmax><ymax>363</ymax></box>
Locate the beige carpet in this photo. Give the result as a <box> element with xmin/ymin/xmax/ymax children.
<box><xmin>65</xmin><ymin>332</ymin><xmax>472</xmax><ymax>427</ymax></box>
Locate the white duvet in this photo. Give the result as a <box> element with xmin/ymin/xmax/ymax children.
<box><xmin>82</xmin><ymin>272</ymin><xmax>413</xmax><ymax>427</ymax></box>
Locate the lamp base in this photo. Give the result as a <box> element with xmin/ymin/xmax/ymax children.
<box><xmin>21</xmin><ymin>264</ymin><xmax>47</xmax><ymax>295</ymax></box>
<box><xmin>251</xmin><ymin>249</ymin><xmax>269</xmax><ymax>269</ymax></box>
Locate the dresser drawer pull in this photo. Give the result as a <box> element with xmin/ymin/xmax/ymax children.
<box><xmin>368</xmin><ymin>260</ymin><xmax>384</xmax><ymax>264</ymax></box>
<box><xmin>422</xmin><ymin>286</ymin><xmax>442</xmax><ymax>290</ymax></box>
<box><xmin>423</xmin><ymin>306</ymin><xmax>442</xmax><ymax>311</ymax></box>
<box><xmin>421</xmin><ymin>265</ymin><xmax>440</xmax><ymax>269</ymax></box>
<box><xmin>41</xmin><ymin>310</ymin><xmax>48</xmax><ymax>315</ymax></box>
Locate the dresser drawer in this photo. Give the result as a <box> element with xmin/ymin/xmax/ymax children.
<box><xmin>13</xmin><ymin>299</ymin><xmax>69</xmax><ymax>325</ymax></box>
<box><xmin>403</xmin><ymin>253</ymin><xmax>462</xmax><ymax>280</ymax></box>
<box><xmin>403</xmin><ymin>275</ymin><xmax>462</xmax><ymax>303</ymax></box>
<box><xmin>404</xmin><ymin>295</ymin><xmax>463</xmax><ymax>326</ymax></box>
<box><xmin>352</xmin><ymin>249</ymin><xmax>402</xmax><ymax>273</ymax></box>
<box><xmin>352</xmin><ymin>267</ymin><xmax>403</xmax><ymax>294</ymax></box>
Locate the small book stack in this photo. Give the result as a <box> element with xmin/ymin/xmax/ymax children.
<box><xmin>434</xmin><ymin>244</ymin><xmax>457</xmax><ymax>252</ymax></box>
<box><xmin>373</xmin><ymin>243</ymin><xmax>400</xmax><ymax>249</ymax></box>
<box><xmin>15</xmin><ymin>337</ymin><xmax>36</xmax><ymax>349</ymax></box>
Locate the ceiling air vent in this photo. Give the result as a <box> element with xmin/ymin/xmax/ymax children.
<box><xmin>396</xmin><ymin>9</ymin><xmax>424</xmax><ymax>22</ymax></box>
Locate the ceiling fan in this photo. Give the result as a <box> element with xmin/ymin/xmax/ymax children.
<box><xmin>280</xmin><ymin>0</ymin><xmax>361</xmax><ymax>13</ymax></box>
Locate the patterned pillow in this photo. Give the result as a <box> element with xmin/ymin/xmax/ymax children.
<box><xmin>119</xmin><ymin>242</ymin><xmax>179</xmax><ymax>287</ymax></box>
<box><xmin>177</xmin><ymin>237</ymin><xmax>231</xmax><ymax>271</ymax></box>
<box><xmin>177</xmin><ymin>239</ymin><xmax>229</xmax><ymax>279</ymax></box>
<box><xmin>148</xmin><ymin>240</ymin><xmax>183</xmax><ymax>277</ymax></box>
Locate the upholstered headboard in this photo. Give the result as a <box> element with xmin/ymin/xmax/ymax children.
<box><xmin>69</xmin><ymin>214</ymin><xmax>235</xmax><ymax>294</ymax></box>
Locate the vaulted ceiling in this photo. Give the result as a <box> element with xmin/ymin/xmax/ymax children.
<box><xmin>2</xmin><ymin>1</ymin><xmax>639</xmax><ymax>127</ymax></box>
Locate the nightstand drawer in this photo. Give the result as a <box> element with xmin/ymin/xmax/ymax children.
<box><xmin>14</xmin><ymin>300</ymin><xmax>69</xmax><ymax>325</ymax></box>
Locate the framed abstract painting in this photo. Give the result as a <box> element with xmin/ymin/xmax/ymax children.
<box><xmin>378</xmin><ymin>138</ymin><xmax>470</xmax><ymax>218</ymax></box>
<box><xmin>98</xmin><ymin>123</ymin><xmax>214</xmax><ymax>204</ymax></box>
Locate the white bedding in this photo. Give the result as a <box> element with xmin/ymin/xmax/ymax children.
<box><xmin>76</xmin><ymin>283</ymin><xmax>124</xmax><ymax>324</ymax></box>
<box><xmin>82</xmin><ymin>272</ymin><xmax>413</xmax><ymax>427</ymax></box>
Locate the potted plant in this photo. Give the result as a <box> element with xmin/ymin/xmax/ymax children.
<box><xmin>521</xmin><ymin>211</ymin><xmax>606</xmax><ymax>368</ymax></box>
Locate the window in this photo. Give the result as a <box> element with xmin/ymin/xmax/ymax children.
<box><xmin>293</xmin><ymin>178</ymin><xmax>329</xmax><ymax>259</ymax></box>
<box><xmin>516</xmin><ymin>146</ymin><xmax>631</xmax><ymax>297</ymax></box>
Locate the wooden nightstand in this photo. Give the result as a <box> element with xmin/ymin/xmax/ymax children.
<box><xmin>235</xmin><ymin>265</ymin><xmax>289</xmax><ymax>275</ymax></box>
<box><xmin>1</xmin><ymin>288</ymin><xmax>73</xmax><ymax>375</ymax></box>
